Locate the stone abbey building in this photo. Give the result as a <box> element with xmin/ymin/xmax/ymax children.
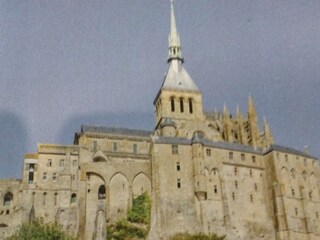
<box><xmin>0</xmin><ymin>2</ymin><xmax>319</xmax><ymax>240</ymax></box>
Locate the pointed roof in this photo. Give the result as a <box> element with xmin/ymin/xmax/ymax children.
<box><xmin>161</xmin><ymin>0</ymin><xmax>199</xmax><ymax>92</ymax></box>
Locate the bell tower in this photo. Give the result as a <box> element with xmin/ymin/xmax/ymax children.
<box><xmin>154</xmin><ymin>0</ymin><xmax>203</xmax><ymax>129</ymax></box>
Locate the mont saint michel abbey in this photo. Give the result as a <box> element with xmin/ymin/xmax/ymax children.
<box><xmin>1</xmin><ymin>2</ymin><xmax>320</xmax><ymax>240</ymax></box>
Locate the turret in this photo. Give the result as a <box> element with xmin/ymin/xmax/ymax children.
<box><xmin>160</xmin><ymin>117</ymin><xmax>176</xmax><ymax>137</ymax></box>
<box><xmin>192</xmin><ymin>132</ymin><xmax>206</xmax><ymax>201</ymax></box>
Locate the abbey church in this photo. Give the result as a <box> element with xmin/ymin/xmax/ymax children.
<box><xmin>0</xmin><ymin>2</ymin><xmax>319</xmax><ymax>240</ymax></box>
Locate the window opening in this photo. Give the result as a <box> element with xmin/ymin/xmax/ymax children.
<box><xmin>133</xmin><ymin>144</ymin><xmax>137</xmax><ymax>154</ymax></box>
<box><xmin>177</xmin><ymin>179</ymin><xmax>181</xmax><ymax>189</ymax></box>
<box><xmin>188</xmin><ymin>98</ymin><xmax>193</xmax><ymax>114</ymax></box>
<box><xmin>229</xmin><ymin>152</ymin><xmax>233</xmax><ymax>160</ymax></box>
<box><xmin>180</xmin><ymin>98</ymin><xmax>184</xmax><ymax>113</ymax></box>
<box><xmin>52</xmin><ymin>173</ymin><xmax>57</xmax><ymax>181</ymax></box>
<box><xmin>47</xmin><ymin>159</ymin><xmax>52</xmax><ymax>167</ymax></box>
<box><xmin>252</xmin><ymin>156</ymin><xmax>256</xmax><ymax>163</ymax></box>
<box><xmin>241</xmin><ymin>154</ymin><xmax>245</xmax><ymax>161</ymax></box>
<box><xmin>214</xmin><ymin>185</ymin><xmax>218</xmax><ymax>194</ymax></box>
<box><xmin>54</xmin><ymin>193</ymin><xmax>58</xmax><ymax>206</ymax></box>
<box><xmin>112</xmin><ymin>142</ymin><xmax>117</xmax><ymax>152</ymax></box>
<box><xmin>206</xmin><ymin>149</ymin><xmax>211</xmax><ymax>156</ymax></box>
<box><xmin>43</xmin><ymin>192</ymin><xmax>47</xmax><ymax>205</ymax></box>
<box><xmin>60</xmin><ymin>159</ymin><xmax>65</xmax><ymax>167</ymax></box>
<box><xmin>172</xmin><ymin>145</ymin><xmax>178</xmax><ymax>154</ymax></box>
<box><xmin>42</xmin><ymin>172</ymin><xmax>47</xmax><ymax>181</ymax></box>
<box><xmin>171</xmin><ymin>98</ymin><xmax>175</xmax><ymax>112</ymax></box>
<box><xmin>98</xmin><ymin>185</ymin><xmax>106</xmax><ymax>200</ymax></box>
<box><xmin>71</xmin><ymin>193</ymin><xmax>77</xmax><ymax>203</ymax></box>
<box><xmin>3</xmin><ymin>193</ymin><xmax>13</xmax><ymax>206</ymax></box>
<box><xmin>176</xmin><ymin>162</ymin><xmax>181</xmax><ymax>171</ymax></box>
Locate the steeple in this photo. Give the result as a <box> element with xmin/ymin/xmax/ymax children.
<box><xmin>168</xmin><ymin>0</ymin><xmax>183</xmax><ymax>63</ymax></box>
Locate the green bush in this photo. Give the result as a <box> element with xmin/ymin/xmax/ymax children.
<box><xmin>127</xmin><ymin>192</ymin><xmax>151</xmax><ymax>224</ymax></box>
<box><xmin>6</xmin><ymin>219</ymin><xmax>76</xmax><ymax>240</ymax></box>
<box><xmin>170</xmin><ymin>233</ymin><xmax>226</xmax><ymax>240</ymax></box>
<box><xmin>107</xmin><ymin>219</ymin><xmax>147</xmax><ymax>240</ymax></box>
<box><xmin>107</xmin><ymin>192</ymin><xmax>151</xmax><ymax>239</ymax></box>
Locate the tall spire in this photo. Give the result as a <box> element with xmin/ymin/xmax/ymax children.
<box><xmin>168</xmin><ymin>0</ymin><xmax>183</xmax><ymax>63</ymax></box>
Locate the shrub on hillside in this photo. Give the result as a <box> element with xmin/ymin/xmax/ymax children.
<box><xmin>170</xmin><ymin>232</ymin><xmax>226</xmax><ymax>240</ymax></box>
<box><xmin>6</xmin><ymin>219</ymin><xmax>76</xmax><ymax>240</ymax></box>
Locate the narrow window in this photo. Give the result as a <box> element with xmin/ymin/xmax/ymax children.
<box><xmin>176</xmin><ymin>162</ymin><xmax>181</xmax><ymax>171</ymax></box>
<box><xmin>309</xmin><ymin>191</ymin><xmax>312</xmax><ymax>200</ymax></box>
<box><xmin>291</xmin><ymin>188</ymin><xmax>295</xmax><ymax>197</ymax></box>
<box><xmin>71</xmin><ymin>193</ymin><xmax>77</xmax><ymax>203</ymax></box>
<box><xmin>241</xmin><ymin>154</ymin><xmax>245</xmax><ymax>161</ymax></box>
<box><xmin>43</xmin><ymin>172</ymin><xmax>47</xmax><ymax>181</ymax></box>
<box><xmin>188</xmin><ymin>98</ymin><xmax>193</xmax><ymax>114</ymax></box>
<box><xmin>252</xmin><ymin>156</ymin><xmax>256</xmax><ymax>163</ymax></box>
<box><xmin>47</xmin><ymin>159</ymin><xmax>52</xmax><ymax>167</ymax></box>
<box><xmin>316</xmin><ymin>212</ymin><xmax>319</xmax><ymax>219</ymax></box>
<box><xmin>206</xmin><ymin>149</ymin><xmax>211</xmax><ymax>157</ymax></box>
<box><xmin>295</xmin><ymin>207</ymin><xmax>298</xmax><ymax>216</ymax></box>
<box><xmin>60</xmin><ymin>159</ymin><xmax>65</xmax><ymax>167</ymax></box>
<box><xmin>180</xmin><ymin>98</ymin><xmax>184</xmax><ymax>113</ymax></box>
<box><xmin>214</xmin><ymin>185</ymin><xmax>218</xmax><ymax>194</ymax></box>
<box><xmin>254</xmin><ymin>183</ymin><xmax>258</xmax><ymax>191</ymax></box>
<box><xmin>133</xmin><ymin>144</ymin><xmax>137</xmax><ymax>154</ymax></box>
<box><xmin>177</xmin><ymin>179</ymin><xmax>181</xmax><ymax>189</ymax></box>
<box><xmin>52</xmin><ymin>173</ymin><xmax>57</xmax><ymax>181</ymax></box>
<box><xmin>234</xmin><ymin>167</ymin><xmax>237</xmax><ymax>176</ymax></box>
<box><xmin>235</xmin><ymin>181</ymin><xmax>238</xmax><ymax>189</ymax></box>
<box><xmin>171</xmin><ymin>97</ymin><xmax>175</xmax><ymax>112</ymax></box>
<box><xmin>229</xmin><ymin>152</ymin><xmax>233</xmax><ymax>160</ymax></box>
<box><xmin>232</xmin><ymin>192</ymin><xmax>235</xmax><ymax>200</ymax></box>
<box><xmin>43</xmin><ymin>192</ymin><xmax>47</xmax><ymax>205</ymax></box>
<box><xmin>172</xmin><ymin>145</ymin><xmax>178</xmax><ymax>154</ymax></box>
<box><xmin>249</xmin><ymin>169</ymin><xmax>253</xmax><ymax>177</ymax></box>
<box><xmin>250</xmin><ymin>194</ymin><xmax>253</xmax><ymax>203</ymax></box>
<box><xmin>73</xmin><ymin>160</ymin><xmax>77</xmax><ymax>167</ymax></box>
<box><xmin>28</xmin><ymin>171</ymin><xmax>34</xmax><ymax>184</ymax></box>
<box><xmin>98</xmin><ymin>185</ymin><xmax>106</xmax><ymax>200</ymax></box>
<box><xmin>3</xmin><ymin>193</ymin><xmax>13</xmax><ymax>206</ymax></box>
<box><xmin>112</xmin><ymin>142</ymin><xmax>117</xmax><ymax>152</ymax></box>
<box><xmin>54</xmin><ymin>193</ymin><xmax>58</xmax><ymax>206</ymax></box>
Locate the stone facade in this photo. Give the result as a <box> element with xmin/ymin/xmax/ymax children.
<box><xmin>0</xmin><ymin>2</ymin><xmax>319</xmax><ymax>240</ymax></box>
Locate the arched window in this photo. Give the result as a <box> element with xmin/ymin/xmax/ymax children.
<box><xmin>180</xmin><ymin>98</ymin><xmax>184</xmax><ymax>113</ymax></box>
<box><xmin>170</xmin><ymin>97</ymin><xmax>175</xmax><ymax>112</ymax></box>
<box><xmin>188</xmin><ymin>98</ymin><xmax>193</xmax><ymax>114</ymax></box>
<box><xmin>71</xmin><ymin>193</ymin><xmax>77</xmax><ymax>203</ymax></box>
<box><xmin>98</xmin><ymin>185</ymin><xmax>106</xmax><ymax>200</ymax></box>
<box><xmin>3</xmin><ymin>192</ymin><xmax>13</xmax><ymax>207</ymax></box>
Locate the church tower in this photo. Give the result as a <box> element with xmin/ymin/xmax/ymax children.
<box><xmin>154</xmin><ymin>0</ymin><xmax>203</xmax><ymax>131</ymax></box>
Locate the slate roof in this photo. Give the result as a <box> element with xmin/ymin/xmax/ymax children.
<box><xmin>161</xmin><ymin>63</ymin><xmax>199</xmax><ymax>91</ymax></box>
<box><xmin>265</xmin><ymin>144</ymin><xmax>318</xmax><ymax>159</ymax></box>
<box><xmin>80</xmin><ymin>125</ymin><xmax>153</xmax><ymax>138</ymax></box>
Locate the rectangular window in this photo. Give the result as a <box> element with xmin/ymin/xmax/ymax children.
<box><xmin>252</xmin><ymin>156</ymin><xmax>256</xmax><ymax>163</ymax></box>
<box><xmin>47</xmin><ymin>159</ymin><xmax>52</xmax><ymax>167</ymax></box>
<box><xmin>112</xmin><ymin>142</ymin><xmax>118</xmax><ymax>152</ymax></box>
<box><xmin>28</xmin><ymin>172</ymin><xmax>34</xmax><ymax>184</ymax></box>
<box><xmin>172</xmin><ymin>145</ymin><xmax>178</xmax><ymax>154</ymax></box>
<box><xmin>214</xmin><ymin>185</ymin><xmax>218</xmax><ymax>194</ymax></box>
<box><xmin>229</xmin><ymin>152</ymin><xmax>233</xmax><ymax>160</ymax></box>
<box><xmin>176</xmin><ymin>162</ymin><xmax>180</xmax><ymax>171</ymax></box>
<box><xmin>133</xmin><ymin>144</ymin><xmax>137</xmax><ymax>154</ymax></box>
<box><xmin>42</xmin><ymin>172</ymin><xmax>47</xmax><ymax>181</ymax></box>
<box><xmin>60</xmin><ymin>159</ymin><xmax>65</xmax><ymax>167</ymax></box>
<box><xmin>72</xmin><ymin>160</ymin><xmax>77</xmax><ymax>167</ymax></box>
<box><xmin>177</xmin><ymin>179</ymin><xmax>181</xmax><ymax>189</ymax></box>
<box><xmin>52</xmin><ymin>173</ymin><xmax>57</xmax><ymax>181</ymax></box>
<box><xmin>241</xmin><ymin>154</ymin><xmax>245</xmax><ymax>161</ymax></box>
<box><xmin>206</xmin><ymin>149</ymin><xmax>211</xmax><ymax>156</ymax></box>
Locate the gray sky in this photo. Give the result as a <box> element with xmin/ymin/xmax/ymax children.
<box><xmin>1</xmin><ymin>0</ymin><xmax>320</xmax><ymax>178</ymax></box>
